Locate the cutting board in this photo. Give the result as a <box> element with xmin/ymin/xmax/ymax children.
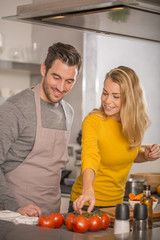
<box><xmin>99</xmin><ymin>207</ymin><xmax>160</xmax><ymax>223</ymax></box>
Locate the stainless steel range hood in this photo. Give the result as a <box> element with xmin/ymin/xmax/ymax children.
<box><xmin>3</xmin><ymin>0</ymin><xmax>160</xmax><ymax>43</ymax></box>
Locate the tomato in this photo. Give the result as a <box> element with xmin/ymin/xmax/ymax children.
<box><xmin>47</xmin><ymin>213</ymin><xmax>64</xmax><ymax>228</ymax></box>
<box><xmin>88</xmin><ymin>215</ymin><xmax>101</xmax><ymax>232</ymax></box>
<box><xmin>72</xmin><ymin>215</ymin><xmax>89</xmax><ymax>233</ymax></box>
<box><xmin>65</xmin><ymin>213</ymin><xmax>75</xmax><ymax>231</ymax></box>
<box><xmin>38</xmin><ymin>216</ymin><xmax>55</xmax><ymax>228</ymax></box>
<box><xmin>100</xmin><ymin>213</ymin><xmax>110</xmax><ymax>230</ymax></box>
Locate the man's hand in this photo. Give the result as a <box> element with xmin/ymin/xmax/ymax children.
<box><xmin>17</xmin><ymin>204</ymin><xmax>42</xmax><ymax>217</ymax></box>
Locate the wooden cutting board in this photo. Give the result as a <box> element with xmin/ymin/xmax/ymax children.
<box><xmin>99</xmin><ymin>207</ymin><xmax>160</xmax><ymax>223</ymax></box>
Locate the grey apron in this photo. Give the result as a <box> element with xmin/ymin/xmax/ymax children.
<box><xmin>5</xmin><ymin>84</ymin><xmax>70</xmax><ymax>215</ymax></box>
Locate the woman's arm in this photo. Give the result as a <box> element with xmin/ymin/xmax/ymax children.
<box><xmin>73</xmin><ymin>115</ymin><xmax>101</xmax><ymax>214</ymax></box>
<box><xmin>134</xmin><ymin>144</ymin><xmax>160</xmax><ymax>163</ymax></box>
<box><xmin>73</xmin><ymin>168</ymin><xmax>95</xmax><ymax>214</ymax></box>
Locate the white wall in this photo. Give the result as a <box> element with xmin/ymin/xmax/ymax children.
<box><xmin>0</xmin><ymin>0</ymin><xmax>32</xmax><ymax>91</ymax></box>
<box><xmin>96</xmin><ymin>35</ymin><xmax>160</xmax><ymax>144</ymax></box>
<box><xmin>83</xmin><ymin>33</ymin><xmax>160</xmax><ymax>174</ymax></box>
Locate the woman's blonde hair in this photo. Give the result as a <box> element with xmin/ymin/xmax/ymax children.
<box><xmin>91</xmin><ymin>66</ymin><xmax>150</xmax><ymax>148</ymax></box>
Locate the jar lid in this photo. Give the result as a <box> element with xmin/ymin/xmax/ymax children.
<box><xmin>143</xmin><ymin>184</ymin><xmax>151</xmax><ymax>190</ymax></box>
<box><xmin>134</xmin><ymin>203</ymin><xmax>148</xmax><ymax>220</ymax></box>
<box><xmin>115</xmin><ymin>204</ymin><xmax>129</xmax><ymax>220</ymax></box>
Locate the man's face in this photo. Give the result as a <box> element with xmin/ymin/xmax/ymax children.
<box><xmin>40</xmin><ymin>59</ymin><xmax>78</xmax><ymax>103</ymax></box>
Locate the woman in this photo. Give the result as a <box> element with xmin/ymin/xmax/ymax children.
<box><xmin>69</xmin><ymin>66</ymin><xmax>160</xmax><ymax>214</ymax></box>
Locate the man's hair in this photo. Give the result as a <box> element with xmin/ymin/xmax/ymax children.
<box><xmin>44</xmin><ymin>42</ymin><xmax>82</xmax><ymax>73</ymax></box>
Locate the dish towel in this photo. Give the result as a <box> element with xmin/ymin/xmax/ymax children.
<box><xmin>0</xmin><ymin>210</ymin><xmax>38</xmax><ymax>225</ymax></box>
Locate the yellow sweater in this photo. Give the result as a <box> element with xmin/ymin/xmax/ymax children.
<box><xmin>71</xmin><ymin>114</ymin><xmax>139</xmax><ymax>206</ymax></box>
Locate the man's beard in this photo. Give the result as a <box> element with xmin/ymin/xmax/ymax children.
<box><xmin>42</xmin><ymin>77</ymin><xmax>60</xmax><ymax>103</ymax></box>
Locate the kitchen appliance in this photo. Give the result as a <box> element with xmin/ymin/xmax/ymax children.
<box><xmin>125</xmin><ymin>178</ymin><xmax>145</xmax><ymax>197</ymax></box>
<box><xmin>3</xmin><ymin>0</ymin><xmax>160</xmax><ymax>43</ymax></box>
<box><xmin>60</xmin><ymin>169</ymin><xmax>72</xmax><ymax>184</ymax></box>
<box><xmin>67</xmin><ymin>143</ymin><xmax>80</xmax><ymax>179</ymax></box>
<box><xmin>131</xmin><ymin>173</ymin><xmax>160</xmax><ymax>193</ymax></box>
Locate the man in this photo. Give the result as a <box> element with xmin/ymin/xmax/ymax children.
<box><xmin>0</xmin><ymin>42</ymin><xmax>81</xmax><ymax>217</ymax></box>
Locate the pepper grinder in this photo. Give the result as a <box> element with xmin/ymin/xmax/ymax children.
<box><xmin>133</xmin><ymin>203</ymin><xmax>148</xmax><ymax>231</ymax></box>
<box><xmin>114</xmin><ymin>203</ymin><xmax>130</xmax><ymax>234</ymax></box>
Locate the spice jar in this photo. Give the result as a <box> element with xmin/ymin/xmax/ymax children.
<box><xmin>114</xmin><ymin>203</ymin><xmax>130</xmax><ymax>234</ymax></box>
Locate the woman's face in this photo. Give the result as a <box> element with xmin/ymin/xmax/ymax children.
<box><xmin>101</xmin><ymin>77</ymin><xmax>121</xmax><ymax>121</ymax></box>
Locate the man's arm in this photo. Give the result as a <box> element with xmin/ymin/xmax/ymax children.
<box><xmin>0</xmin><ymin>102</ymin><xmax>21</xmax><ymax>211</ymax></box>
<box><xmin>0</xmin><ymin>169</ymin><xmax>19</xmax><ymax>211</ymax></box>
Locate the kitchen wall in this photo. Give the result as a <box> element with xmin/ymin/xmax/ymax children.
<box><xmin>0</xmin><ymin>0</ymin><xmax>33</xmax><ymax>93</ymax></box>
<box><xmin>83</xmin><ymin>32</ymin><xmax>160</xmax><ymax>174</ymax></box>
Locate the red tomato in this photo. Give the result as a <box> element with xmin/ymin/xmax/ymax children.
<box><xmin>88</xmin><ymin>215</ymin><xmax>101</xmax><ymax>232</ymax></box>
<box><xmin>65</xmin><ymin>213</ymin><xmax>75</xmax><ymax>231</ymax></box>
<box><xmin>38</xmin><ymin>216</ymin><xmax>56</xmax><ymax>228</ymax></box>
<box><xmin>100</xmin><ymin>213</ymin><xmax>110</xmax><ymax>230</ymax></box>
<box><xmin>72</xmin><ymin>215</ymin><xmax>89</xmax><ymax>233</ymax></box>
<box><xmin>47</xmin><ymin>213</ymin><xmax>64</xmax><ymax>228</ymax></box>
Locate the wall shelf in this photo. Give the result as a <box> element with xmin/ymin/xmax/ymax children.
<box><xmin>0</xmin><ymin>59</ymin><xmax>41</xmax><ymax>74</ymax></box>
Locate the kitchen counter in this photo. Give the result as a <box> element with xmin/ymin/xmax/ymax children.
<box><xmin>0</xmin><ymin>204</ymin><xmax>160</xmax><ymax>240</ymax></box>
<box><xmin>0</xmin><ymin>218</ymin><xmax>160</xmax><ymax>240</ymax></box>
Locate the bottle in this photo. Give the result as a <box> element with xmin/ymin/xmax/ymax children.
<box><xmin>140</xmin><ymin>184</ymin><xmax>153</xmax><ymax>229</ymax></box>
<box><xmin>114</xmin><ymin>203</ymin><xmax>130</xmax><ymax>235</ymax></box>
<box><xmin>133</xmin><ymin>203</ymin><xmax>148</xmax><ymax>231</ymax></box>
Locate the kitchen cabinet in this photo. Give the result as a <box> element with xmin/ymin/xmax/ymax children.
<box><xmin>60</xmin><ymin>194</ymin><xmax>70</xmax><ymax>213</ymax></box>
<box><xmin>0</xmin><ymin>59</ymin><xmax>41</xmax><ymax>100</ymax></box>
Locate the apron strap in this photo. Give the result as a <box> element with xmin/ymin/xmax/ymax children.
<box><xmin>34</xmin><ymin>84</ymin><xmax>42</xmax><ymax>127</ymax></box>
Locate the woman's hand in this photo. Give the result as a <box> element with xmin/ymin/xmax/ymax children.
<box><xmin>135</xmin><ymin>144</ymin><xmax>160</xmax><ymax>163</ymax></box>
<box><xmin>144</xmin><ymin>144</ymin><xmax>160</xmax><ymax>161</ymax></box>
<box><xmin>73</xmin><ymin>189</ymin><xmax>95</xmax><ymax>215</ymax></box>
<box><xmin>73</xmin><ymin>168</ymin><xmax>96</xmax><ymax>214</ymax></box>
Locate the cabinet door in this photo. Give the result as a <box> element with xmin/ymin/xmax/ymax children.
<box><xmin>60</xmin><ymin>196</ymin><xmax>70</xmax><ymax>213</ymax></box>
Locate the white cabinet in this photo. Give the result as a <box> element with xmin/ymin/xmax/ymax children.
<box><xmin>0</xmin><ymin>59</ymin><xmax>41</xmax><ymax>97</ymax></box>
<box><xmin>60</xmin><ymin>194</ymin><xmax>70</xmax><ymax>213</ymax></box>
